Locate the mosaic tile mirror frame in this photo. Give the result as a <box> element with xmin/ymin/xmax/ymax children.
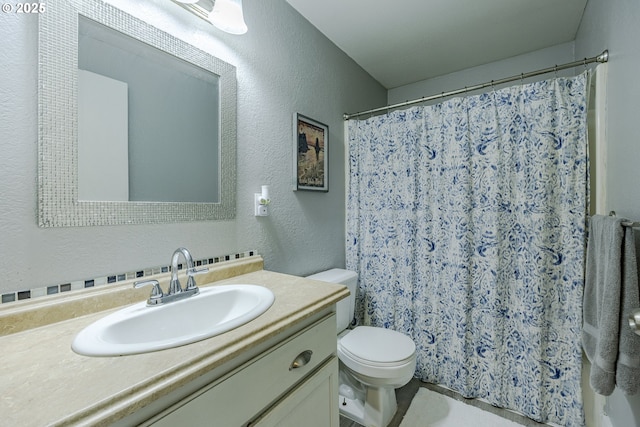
<box><xmin>38</xmin><ymin>0</ymin><xmax>237</xmax><ymax>227</ymax></box>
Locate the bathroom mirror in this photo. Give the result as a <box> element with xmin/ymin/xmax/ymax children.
<box><xmin>38</xmin><ymin>0</ymin><xmax>237</xmax><ymax>227</ymax></box>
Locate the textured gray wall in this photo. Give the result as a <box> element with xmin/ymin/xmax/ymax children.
<box><xmin>0</xmin><ymin>0</ymin><xmax>386</xmax><ymax>294</ymax></box>
<box><xmin>388</xmin><ymin>42</ymin><xmax>576</xmax><ymax>105</ymax></box>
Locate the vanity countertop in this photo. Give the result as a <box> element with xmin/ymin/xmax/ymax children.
<box><xmin>0</xmin><ymin>267</ymin><xmax>348</xmax><ymax>426</ymax></box>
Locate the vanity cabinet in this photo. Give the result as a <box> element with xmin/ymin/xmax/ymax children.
<box><xmin>144</xmin><ymin>313</ymin><xmax>339</xmax><ymax>427</ymax></box>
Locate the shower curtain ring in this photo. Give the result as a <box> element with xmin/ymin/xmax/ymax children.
<box><xmin>554</xmin><ymin>65</ymin><xmax>558</xmax><ymax>77</ymax></box>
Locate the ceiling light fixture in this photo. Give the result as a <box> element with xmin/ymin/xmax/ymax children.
<box><xmin>210</xmin><ymin>0</ymin><xmax>247</xmax><ymax>35</ymax></box>
<box><xmin>170</xmin><ymin>0</ymin><xmax>248</xmax><ymax>35</ymax></box>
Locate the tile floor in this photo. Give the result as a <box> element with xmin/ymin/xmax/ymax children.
<box><xmin>339</xmin><ymin>379</ymin><xmax>549</xmax><ymax>427</ymax></box>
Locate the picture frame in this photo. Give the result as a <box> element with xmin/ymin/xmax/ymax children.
<box><xmin>293</xmin><ymin>113</ymin><xmax>328</xmax><ymax>192</ymax></box>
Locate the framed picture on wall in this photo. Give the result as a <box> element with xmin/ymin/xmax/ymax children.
<box><xmin>293</xmin><ymin>113</ymin><xmax>329</xmax><ymax>192</ymax></box>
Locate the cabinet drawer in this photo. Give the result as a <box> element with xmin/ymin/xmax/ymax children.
<box><xmin>150</xmin><ymin>313</ymin><xmax>336</xmax><ymax>426</ymax></box>
<box><xmin>250</xmin><ymin>357</ymin><xmax>339</xmax><ymax>427</ymax></box>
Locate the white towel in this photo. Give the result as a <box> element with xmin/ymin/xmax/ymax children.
<box><xmin>582</xmin><ymin>215</ymin><xmax>640</xmax><ymax>395</ymax></box>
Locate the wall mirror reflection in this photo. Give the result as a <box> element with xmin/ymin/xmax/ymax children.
<box><xmin>78</xmin><ymin>17</ymin><xmax>220</xmax><ymax>203</ymax></box>
<box><xmin>38</xmin><ymin>0</ymin><xmax>237</xmax><ymax>227</ymax></box>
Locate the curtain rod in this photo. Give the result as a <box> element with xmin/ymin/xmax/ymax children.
<box><xmin>343</xmin><ymin>50</ymin><xmax>609</xmax><ymax>121</ymax></box>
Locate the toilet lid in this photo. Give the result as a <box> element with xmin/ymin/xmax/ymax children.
<box><xmin>339</xmin><ymin>326</ymin><xmax>415</xmax><ymax>366</ymax></box>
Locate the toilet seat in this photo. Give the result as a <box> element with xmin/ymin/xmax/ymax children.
<box><xmin>339</xmin><ymin>326</ymin><xmax>415</xmax><ymax>365</ymax></box>
<box><xmin>338</xmin><ymin>326</ymin><xmax>416</xmax><ymax>381</ymax></box>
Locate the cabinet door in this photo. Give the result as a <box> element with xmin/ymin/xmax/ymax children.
<box><xmin>147</xmin><ymin>315</ymin><xmax>336</xmax><ymax>427</ymax></box>
<box><xmin>250</xmin><ymin>357</ymin><xmax>339</xmax><ymax>427</ymax></box>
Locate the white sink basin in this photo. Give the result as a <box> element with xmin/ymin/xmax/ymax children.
<box><xmin>72</xmin><ymin>284</ymin><xmax>275</xmax><ymax>357</ymax></box>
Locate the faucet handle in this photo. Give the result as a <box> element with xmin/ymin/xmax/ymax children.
<box><xmin>134</xmin><ymin>279</ymin><xmax>163</xmax><ymax>305</ymax></box>
<box><xmin>187</xmin><ymin>266</ymin><xmax>208</xmax><ymax>277</ymax></box>
<box><xmin>185</xmin><ymin>266</ymin><xmax>208</xmax><ymax>291</ymax></box>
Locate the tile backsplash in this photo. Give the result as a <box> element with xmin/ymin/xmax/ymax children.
<box><xmin>1</xmin><ymin>250</ymin><xmax>256</xmax><ymax>304</ymax></box>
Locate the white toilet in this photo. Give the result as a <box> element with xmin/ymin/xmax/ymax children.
<box><xmin>307</xmin><ymin>269</ymin><xmax>416</xmax><ymax>427</ymax></box>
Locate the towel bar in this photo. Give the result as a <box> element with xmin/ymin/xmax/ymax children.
<box><xmin>608</xmin><ymin>211</ymin><xmax>640</xmax><ymax>228</ymax></box>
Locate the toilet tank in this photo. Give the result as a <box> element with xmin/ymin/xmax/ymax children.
<box><xmin>306</xmin><ymin>268</ymin><xmax>357</xmax><ymax>332</ymax></box>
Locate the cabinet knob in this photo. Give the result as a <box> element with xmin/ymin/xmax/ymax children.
<box><xmin>289</xmin><ymin>350</ymin><xmax>313</xmax><ymax>370</ymax></box>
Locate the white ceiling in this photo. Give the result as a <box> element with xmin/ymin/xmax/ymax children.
<box><xmin>286</xmin><ymin>0</ymin><xmax>588</xmax><ymax>89</ymax></box>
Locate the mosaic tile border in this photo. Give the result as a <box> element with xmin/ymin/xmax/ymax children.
<box><xmin>1</xmin><ymin>250</ymin><xmax>256</xmax><ymax>305</ymax></box>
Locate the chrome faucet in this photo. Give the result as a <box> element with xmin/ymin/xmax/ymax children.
<box><xmin>134</xmin><ymin>247</ymin><xmax>208</xmax><ymax>306</ymax></box>
<box><xmin>169</xmin><ymin>247</ymin><xmax>203</xmax><ymax>295</ymax></box>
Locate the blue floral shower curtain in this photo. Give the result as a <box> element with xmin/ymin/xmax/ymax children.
<box><xmin>346</xmin><ymin>73</ymin><xmax>589</xmax><ymax>426</ymax></box>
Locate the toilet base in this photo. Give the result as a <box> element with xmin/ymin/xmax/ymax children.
<box><xmin>339</xmin><ymin>395</ymin><xmax>365</xmax><ymax>425</ymax></box>
<box><xmin>338</xmin><ymin>387</ymin><xmax>397</xmax><ymax>427</ymax></box>
<box><xmin>338</xmin><ymin>368</ymin><xmax>398</xmax><ymax>427</ymax></box>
